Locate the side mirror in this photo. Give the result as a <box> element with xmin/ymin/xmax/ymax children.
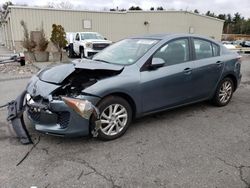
<box><xmin>150</xmin><ymin>57</ymin><xmax>165</xmax><ymax>69</ymax></box>
<box><xmin>104</xmin><ymin>37</ymin><xmax>107</xmax><ymax>40</ymax></box>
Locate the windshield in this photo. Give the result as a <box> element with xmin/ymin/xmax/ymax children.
<box><xmin>81</xmin><ymin>33</ymin><xmax>104</xmax><ymax>40</ymax></box>
<box><xmin>93</xmin><ymin>39</ymin><xmax>159</xmax><ymax>65</ymax></box>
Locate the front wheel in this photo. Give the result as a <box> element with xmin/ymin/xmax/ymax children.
<box><xmin>80</xmin><ymin>48</ymin><xmax>85</xmax><ymax>59</ymax></box>
<box><xmin>212</xmin><ymin>77</ymin><xmax>234</xmax><ymax>106</ymax></box>
<box><xmin>95</xmin><ymin>96</ymin><xmax>132</xmax><ymax>140</ymax></box>
<box><xmin>67</xmin><ymin>44</ymin><xmax>74</xmax><ymax>58</ymax></box>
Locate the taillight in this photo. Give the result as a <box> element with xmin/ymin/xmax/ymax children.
<box><xmin>237</xmin><ymin>55</ymin><xmax>242</xmax><ymax>64</ymax></box>
<box><xmin>62</xmin><ymin>97</ymin><xmax>94</xmax><ymax>119</ymax></box>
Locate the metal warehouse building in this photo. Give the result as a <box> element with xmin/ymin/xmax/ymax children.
<box><xmin>0</xmin><ymin>6</ymin><xmax>224</xmax><ymax>52</ymax></box>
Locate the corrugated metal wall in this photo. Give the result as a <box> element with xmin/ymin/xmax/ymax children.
<box><xmin>6</xmin><ymin>6</ymin><xmax>223</xmax><ymax>50</ymax></box>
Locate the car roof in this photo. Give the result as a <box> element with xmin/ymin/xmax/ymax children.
<box><xmin>79</xmin><ymin>32</ymin><xmax>98</xmax><ymax>34</ymax></box>
<box><xmin>129</xmin><ymin>33</ymin><xmax>220</xmax><ymax>45</ymax></box>
<box><xmin>130</xmin><ymin>33</ymin><xmax>215</xmax><ymax>41</ymax></box>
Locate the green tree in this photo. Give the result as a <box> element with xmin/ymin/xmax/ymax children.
<box><xmin>150</xmin><ymin>7</ymin><xmax>154</xmax><ymax>11</ymax></box>
<box><xmin>2</xmin><ymin>1</ymin><xmax>13</xmax><ymax>12</ymax></box>
<box><xmin>50</xmin><ymin>24</ymin><xmax>67</xmax><ymax>61</ymax></box>
<box><xmin>194</xmin><ymin>9</ymin><xmax>199</xmax><ymax>14</ymax></box>
<box><xmin>232</xmin><ymin>12</ymin><xmax>244</xmax><ymax>34</ymax></box>
<box><xmin>128</xmin><ymin>6</ymin><xmax>142</xmax><ymax>10</ymax></box>
<box><xmin>205</xmin><ymin>11</ymin><xmax>216</xmax><ymax>17</ymax></box>
<box><xmin>157</xmin><ymin>6</ymin><xmax>164</xmax><ymax>10</ymax></box>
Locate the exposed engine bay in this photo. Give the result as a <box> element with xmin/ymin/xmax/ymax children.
<box><xmin>52</xmin><ymin>68</ymin><xmax>122</xmax><ymax>98</ymax></box>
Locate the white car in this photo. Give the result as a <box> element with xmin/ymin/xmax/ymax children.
<box><xmin>67</xmin><ymin>32</ymin><xmax>112</xmax><ymax>58</ymax></box>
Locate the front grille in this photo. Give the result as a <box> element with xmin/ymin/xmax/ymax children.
<box><xmin>87</xmin><ymin>52</ymin><xmax>98</xmax><ymax>57</ymax></box>
<box><xmin>92</xmin><ymin>43</ymin><xmax>109</xmax><ymax>50</ymax></box>
<box><xmin>57</xmin><ymin>112</ymin><xmax>70</xmax><ymax>129</ymax></box>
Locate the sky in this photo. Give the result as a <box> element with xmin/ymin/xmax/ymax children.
<box><xmin>1</xmin><ymin>0</ymin><xmax>250</xmax><ymax>18</ymax></box>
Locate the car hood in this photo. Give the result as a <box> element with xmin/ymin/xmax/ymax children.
<box><xmin>37</xmin><ymin>59</ymin><xmax>124</xmax><ymax>84</ymax></box>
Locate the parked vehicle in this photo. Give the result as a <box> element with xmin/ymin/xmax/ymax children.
<box><xmin>66</xmin><ymin>32</ymin><xmax>112</xmax><ymax>58</ymax></box>
<box><xmin>241</xmin><ymin>41</ymin><xmax>250</xmax><ymax>47</ymax></box>
<box><xmin>10</xmin><ymin>34</ymin><xmax>242</xmax><ymax>142</ymax></box>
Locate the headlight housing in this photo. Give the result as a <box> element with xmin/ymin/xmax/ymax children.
<box><xmin>62</xmin><ymin>97</ymin><xmax>94</xmax><ymax>119</ymax></box>
<box><xmin>85</xmin><ymin>42</ymin><xmax>93</xmax><ymax>48</ymax></box>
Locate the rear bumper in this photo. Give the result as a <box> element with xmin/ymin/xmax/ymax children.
<box><xmin>237</xmin><ymin>73</ymin><xmax>242</xmax><ymax>89</ymax></box>
<box><xmin>27</xmin><ymin>95</ymin><xmax>92</xmax><ymax>137</ymax></box>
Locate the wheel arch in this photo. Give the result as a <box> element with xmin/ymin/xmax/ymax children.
<box><xmin>79</xmin><ymin>45</ymin><xmax>84</xmax><ymax>51</ymax></box>
<box><xmin>99</xmin><ymin>92</ymin><xmax>137</xmax><ymax>119</ymax></box>
<box><xmin>223</xmin><ymin>74</ymin><xmax>237</xmax><ymax>91</ymax></box>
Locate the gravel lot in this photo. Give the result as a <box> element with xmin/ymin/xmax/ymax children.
<box><xmin>0</xmin><ymin>55</ymin><xmax>249</xmax><ymax>188</ymax></box>
<box><xmin>0</xmin><ymin>62</ymin><xmax>39</xmax><ymax>81</ymax></box>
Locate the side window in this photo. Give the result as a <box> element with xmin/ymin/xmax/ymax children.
<box><xmin>193</xmin><ymin>39</ymin><xmax>213</xmax><ymax>60</ymax></box>
<box><xmin>153</xmin><ymin>38</ymin><xmax>190</xmax><ymax>66</ymax></box>
<box><xmin>75</xmin><ymin>34</ymin><xmax>79</xmax><ymax>41</ymax></box>
<box><xmin>212</xmin><ymin>43</ymin><xmax>220</xmax><ymax>56</ymax></box>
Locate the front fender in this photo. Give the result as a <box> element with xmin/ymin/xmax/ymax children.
<box><xmin>83</xmin><ymin>74</ymin><xmax>142</xmax><ymax>115</ymax></box>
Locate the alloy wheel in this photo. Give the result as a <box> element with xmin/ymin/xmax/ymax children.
<box><xmin>100</xmin><ymin>104</ymin><xmax>128</xmax><ymax>136</ymax></box>
<box><xmin>219</xmin><ymin>80</ymin><xmax>233</xmax><ymax>104</ymax></box>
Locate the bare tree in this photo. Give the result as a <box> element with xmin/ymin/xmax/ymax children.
<box><xmin>2</xmin><ymin>1</ymin><xmax>13</xmax><ymax>12</ymax></box>
<box><xmin>47</xmin><ymin>1</ymin><xmax>73</xmax><ymax>9</ymax></box>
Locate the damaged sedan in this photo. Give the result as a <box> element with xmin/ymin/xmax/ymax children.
<box><xmin>8</xmin><ymin>34</ymin><xmax>242</xmax><ymax>143</ymax></box>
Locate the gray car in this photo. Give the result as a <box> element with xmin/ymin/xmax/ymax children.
<box><xmin>20</xmin><ymin>34</ymin><xmax>242</xmax><ymax>141</ymax></box>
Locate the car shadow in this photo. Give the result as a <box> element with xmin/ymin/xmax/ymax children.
<box><xmin>21</xmin><ymin>101</ymin><xmax>215</xmax><ymax>146</ymax></box>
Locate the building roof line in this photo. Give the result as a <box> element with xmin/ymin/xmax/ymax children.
<box><xmin>6</xmin><ymin>5</ymin><xmax>224</xmax><ymax>22</ymax></box>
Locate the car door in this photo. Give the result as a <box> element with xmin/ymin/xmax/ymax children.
<box><xmin>191</xmin><ymin>38</ymin><xmax>224</xmax><ymax>99</ymax></box>
<box><xmin>73</xmin><ymin>33</ymin><xmax>80</xmax><ymax>54</ymax></box>
<box><xmin>140</xmin><ymin>38</ymin><xmax>195</xmax><ymax>113</ymax></box>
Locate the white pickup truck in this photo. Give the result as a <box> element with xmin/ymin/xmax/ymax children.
<box><xmin>66</xmin><ymin>32</ymin><xmax>112</xmax><ymax>58</ymax></box>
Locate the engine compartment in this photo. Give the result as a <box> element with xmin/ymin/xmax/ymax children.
<box><xmin>52</xmin><ymin>68</ymin><xmax>122</xmax><ymax>97</ymax></box>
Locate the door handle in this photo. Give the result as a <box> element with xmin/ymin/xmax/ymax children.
<box><xmin>216</xmin><ymin>61</ymin><xmax>223</xmax><ymax>67</ymax></box>
<box><xmin>183</xmin><ymin>67</ymin><xmax>192</xmax><ymax>75</ymax></box>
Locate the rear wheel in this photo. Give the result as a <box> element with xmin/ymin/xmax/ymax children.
<box><xmin>212</xmin><ymin>77</ymin><xmax>234</xmax><ymax>106</ymax></box>
<box><xmin>95</xmin><ymin>96</ymin><xmax>132</xmax><ymax>140</ymax></box>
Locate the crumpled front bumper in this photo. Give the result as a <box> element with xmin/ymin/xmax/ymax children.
<box><xmin>7</xmin><ymin>90</ymin><xmax>33</xmax><ymax>144</ymax></box>
<box><xmin>26</xmin><ymin>95</ymin><xmax>92</xmax><ymax>137</ymax></box>
<box><xmin>7</xmin><ymin>90</ymin><xmax>101</xmax><ymax>144</ymax></box>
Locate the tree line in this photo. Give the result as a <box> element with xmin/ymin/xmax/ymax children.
<box><xmin>200</xmin><ymin>10</ymin><xmax>250</xmax><ymax>35</ymax></box>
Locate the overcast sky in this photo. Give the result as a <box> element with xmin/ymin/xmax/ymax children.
<box><xmin>1</xmin><ymin>0</ymin><xmax>250</xmax><ymax>18</ymax></box>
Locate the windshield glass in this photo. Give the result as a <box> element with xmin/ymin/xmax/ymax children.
<box><xmin>81</xmin><ymin>33</ymin><xmax>104</xmax><ymax>40</ymax></box>
<box><xmin>93</xmin><ymin>39</ymin><xmax>159</xmax><ymax>65</ymax></box>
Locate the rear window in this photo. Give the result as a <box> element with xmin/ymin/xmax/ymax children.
<box><xmin>194</xmin><ymin>39</ymin><xmax>213</xmax><ymax>60</ymax></box>
<box><xmin>212</xmin><ymin>43</ymin><xmax>220</xmax><ymax>56</ymax></box>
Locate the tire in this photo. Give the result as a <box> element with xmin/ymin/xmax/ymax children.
<box><xmin>212</xmin><ymin>77</ymin><xmax>234</xmax><ymax>107</ymax></box>
<box><xmin>67</xmin><ymin>44</ymin><xmax>74</xmax><ymax>58</ymax></box>
<box><xmin>94</xmin><ymin>96</ymin><xmax>132</xmax><ymax>140</ymax></box>
<box><xmin>66</xmin><ymin>48</ymin><xmax>71</xmax><ymax>58</ymax></box>
<box><xmin>80</xmin><ymin>47</ymin><xmax>85</xmax><ymax>59</ymax></box>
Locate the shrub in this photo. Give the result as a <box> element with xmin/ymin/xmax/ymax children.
<box><xmin>20</xmin><ymin>20</ymin><xmax>36</xmax><ymax>52</ymax></box>
<box><xmin>37</xmin><ymin>23</ymin><xmax>49</xmax><ymax>51</ymax></box>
